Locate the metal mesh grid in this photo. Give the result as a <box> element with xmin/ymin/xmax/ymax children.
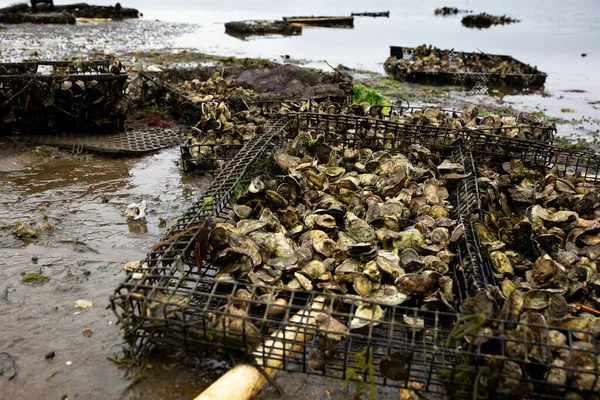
<box><xmin>137</xmin><ymin>71</ymin><xmax>204</xmax><ymax>125</ymax></box>
<box><xmin>283</xmin><ymin>112</ymin><xmax>597</xmax><ymax>182</ymax></box>
<box><xmin>451</xmin><ymin>216</ymin><xmax>497</xmax><ymax>306</ymax></box>
<box><xmin>180</xmin><ymin>139</ymin><xmax>245</xmax><ymax>173</ymax></box>
<box><xmin>111</xmin><ymin>113</ymin><xmax>600</xmax><ymax>399</ymax></box>
<box><xmin>388</xmin><ymin>46</ymin><xmax>547</xmax><ymax>91</ymax></box>
<box><xmin>10</xmin><ymin>127</ymin><xmax>186</xmax><ymax>155</ymax></box>
<box><xmin>450</xmin><ymin>146</ymin><xmax>483</xmax><ymax>220</ymax></box>
<box><xmin>0</xmin><ymin>59</ymin><xmax>128</xmax><ymax>134</ymax></box>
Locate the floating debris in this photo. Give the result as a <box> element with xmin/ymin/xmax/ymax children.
<box><xmin>225</xmin><ymin>20</ymin><xmax>301</xmax><ymax>37</ymax></box>
<box><xmin>75</xmin><ymin>299</ymin><xmax>93</xmax><ymax>308</ymax></box>
<box><xmin>283</xmin><ymin>15</ymin><xmax>354</xmax><ymax>28</ymax></box>
<box><xmin>125</xmin><ymin>201</ymin><xmax>147</xmax><ymax>221</ymax></box>
<box><xmin>14</xmin><ymin>221</ymin><xmax>38</xmax><ymax>239</ymax></box>
<box><xmin>462</xmin><ymin>13</ymin><xmax>520</xmax><ymax>29</ymax></box>
<box><xmin>434</xmin><ymin>7</ymin><xmax>471</xmax><ymax>16</ymax></box>
<box><xmin>351</xmin><ymin>11</ymin><xmax>389</xmax><ymax>18</ymax></box>
<box><xmin>22</xmin><ymin>272</ymin><xmax>48</xmax><ymax>283</ymax></box>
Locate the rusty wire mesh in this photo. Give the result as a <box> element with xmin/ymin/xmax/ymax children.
<box><xmin>110</xmin><ymin>112</ymin><xmax>600</xmax><ymax>399</ymax></box>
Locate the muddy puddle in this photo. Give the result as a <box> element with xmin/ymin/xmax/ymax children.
<box><xmin>0</xmin><ymin>146</ymin><xmax>213</xmax><ymax>399</ymax></box>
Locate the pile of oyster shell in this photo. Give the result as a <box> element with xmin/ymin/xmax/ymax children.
<box><xmin>184</xmin><ymin>99</ymin><xmax>269</xmax><ymax>170</ymax></box>
<box><xmin>180</xmin><ymin>71</ymin><xmax>254</xmax><ymax>104</ymax></box>
<box><xmin>206</xmin><ymin>125</ymin><xmax>475</xmax><ymax>333</ymax></box>
<box><xmin>455</xmin><ymin>158</ymin><xmax>600</xmax><ymax>395</ymax></box>
<box><xmin>185</xmin><ymin>98</ymin><xmax>345</xmax><ymax>171</ymax></box>
<box><xmin>345</xmin><ymin>104</ymin><xmax>553</xmax><ymax>142</ymax></box>
<box><xmin>384</xmin><ymin>44</ymin><xmax>537</xmax><ymax>78</ymax></box>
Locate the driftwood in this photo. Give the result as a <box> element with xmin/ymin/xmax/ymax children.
<box><xmin>194</xmin><ymin>296</ymin><xmax>327</xmax><ymax>400</ymax></box>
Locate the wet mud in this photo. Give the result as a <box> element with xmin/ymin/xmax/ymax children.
<box><xmin>0</xmin><ymin>145</ymin><xmax>214</xmax><ymax>399</ymax></box>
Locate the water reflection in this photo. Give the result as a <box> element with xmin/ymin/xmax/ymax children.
<box><xmin>127</xmin><ymin>220</ymin><xmax>149</xmax><ymax>234</ymax></box>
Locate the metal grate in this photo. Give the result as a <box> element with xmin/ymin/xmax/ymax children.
<box><xmin>180</xmin><ymin>139</ymin><xmax>245</xmax><ymax>173</ymax></box>
<box><xmin>451</xmin><ymin>146</ymin><xmax>483</xmax><ymax>220</ymax></box>
<box><xmin>10</xmin><ymin>127</ymin><xmax>186</xmax><ymax>155</ymax></box>
<box><xmin>451</xmin><ymin>216</ymin><xmax>497</xmax><ymax>306</ymax></box>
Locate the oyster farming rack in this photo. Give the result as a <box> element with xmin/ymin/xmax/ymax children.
<box><xmin>110</xmin><ymin>112</ymin><xmax>600</xmax><ymax>399</ymax></box>
<box><xmin>0</xmin><ymin>59</ymin><xmax>128</xmax><ymax>134</ymax></box>
<box><xmin>387</xmin><ymin>46</ymin><xmax>547</xmax><ymax>90</ymax></box>
<box><xmin>181</xmin><ymin>106</ymin><xmax>556</xmax><ymax>174</ymax></box>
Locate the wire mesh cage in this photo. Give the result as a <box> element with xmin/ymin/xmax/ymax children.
<box><xmin>386</xmin><ymin>46</ymin><xmax>547</xmax><ymax>91</ymax></box>
<box><xmin>0</xmin><ymin>59</ymin><xmax>128</xmax><ymax>134</ymax></box>
<box><xmin>180</xmin><ymin>137</ymin><xmax>245</xmax><ymax>173</ymax></box>
<box><xmin>111</xmin><ymin>112</ymin><xmax>600</xmax><ymax>399</ymax></box>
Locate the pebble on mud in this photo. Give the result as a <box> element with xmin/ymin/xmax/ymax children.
<box><xmin>45</xmin><ymin>351</ymin><xmax>55</xmax><ymax>359</ymax></box>
<box><xmin>74</xmin><ymin>300</ymin><xmax>93</xmax><ymax>308</ymax></box>
<box><xmin>123</xmin><ymin>260</ymin><xmax>140</xmax><ymax>272</ymax></box>
<box><xmin>14</xmin><ymin>221</ymin><xmax>37</xmax><ymax>238</ymax></box>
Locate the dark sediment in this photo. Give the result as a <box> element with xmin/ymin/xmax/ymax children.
<box><xmin>0</xmin><ymin>12</ymin><xmax>76</xmax><ymax>24</ymax></box>
<box><xmin>236</xmin><ymin>63</ymin><xmax>351</xmax><ymax>101</ymax></box>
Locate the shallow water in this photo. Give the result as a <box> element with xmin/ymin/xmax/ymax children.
<box><xmin>1</xmin><ymin>0</ymin><xmax>599</xmax><ymax>138</ymax></box>
<box><xmin>0</xmin><ymin>148</ymin><xmax>214</xmax><ymax>399</ymax></box>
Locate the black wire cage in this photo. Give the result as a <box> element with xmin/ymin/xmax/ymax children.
<box><xmin>110</xmin><ymin>112</ymin><xmax>600</xmax><ymax>399</ymax></box>
<box><xmin>0</xmin><ymin>59</ymin><xmax>128</xmax><ymax>134</ymax></box>
<box><xmin>385</xmin><ymin>46</ymin><xmax>547</xmax><ymax>94</ymax></box>
<box><xmin>180</xmin><ymin>106</ymin><xmax>556</xmax><ymax>176</ymax></box>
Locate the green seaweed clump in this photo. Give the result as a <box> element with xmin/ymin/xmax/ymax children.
<box><xmin>22</xmin><ymin>272</ymin><xmax>49</xmax><ymax>283</ymax></box>
<box><xmin>352</xmin><ymin>84</ymin><xmax>392</xmax><ymax>107</ymax></box>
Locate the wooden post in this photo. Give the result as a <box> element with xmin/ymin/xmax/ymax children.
<box><xmin>194</xmin><ymin>296</ymin><xmax>327</xmax><ymax>400</ymax></box>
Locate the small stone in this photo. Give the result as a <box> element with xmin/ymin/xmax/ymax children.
<box><xmin>31</xmin><ymin>256</ymin><xmax>38</xmax><ymax>263</ymax></box>
<box><xmin>75</xmin><ymin>300</ymin><xmax>92</xmax><ymax>308</ymax></box>
<box><xmin>45</xmin><ymin>351</ymin><xmax>55</xmax><ymax>359</ymax></box>
<box><xmin>65</xmin><ymin>361</ymin><xmax>72</xmax><ymax>366</ymax></box>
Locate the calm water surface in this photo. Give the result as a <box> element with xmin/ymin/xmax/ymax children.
<box><xmin>1</xmin><ymin>0</ymin><xmax>599</xmax><ymax>124</ymax></box>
